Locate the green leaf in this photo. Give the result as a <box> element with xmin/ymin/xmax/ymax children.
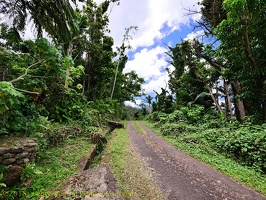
<box><xmin>0</xmin><ymin>183</ymin><xmax>6</xmax><ymax>188</ymax></box>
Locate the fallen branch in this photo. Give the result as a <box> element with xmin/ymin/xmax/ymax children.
<box><xmin>107</xmin><ymin>121</ymin><xmax>124</xmax><ymax>128</ymax></box>
<box><xmin>9</xmin><ymin>61</ymin><xmax>43</xmax><ymax>83</ymax></box>
<box><xmin>14</xmin><ymin>88</ymin><xmax>39</xmax><ymax>95</ymax></box>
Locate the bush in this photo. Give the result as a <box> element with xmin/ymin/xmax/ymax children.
<box><xmin>44</xmin><ymin>88</ymin><xmax>87</xmax><ymax>123</ymax></box>
<box><xmin>160</xmin><ymin>122</ymin><xmax>198</xmax><ymax>136</ymax></box>
<box><xmin>215</xmin><ymin>125</ymin><xmax>266</xmax><ymax>173</ymax></box>
<box><xmin>0</xmin><ymin>82</ymin><xmax>26</xmax><ymax>135</ymax></box>
<box><xmin>181</xmin><ymin>124</ymin><xmax>266</xmax><ymax>173</ymax></box>
<box><xmin>148</xmin><ymin>105</ymin><xmax>206</xmax><ymax>125</ymax></box>
<box><xmin>183</xmin><ymin>128</ymin><xmax>228</xmax><ymax>145</ymax></box>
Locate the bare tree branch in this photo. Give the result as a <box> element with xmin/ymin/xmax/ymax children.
<box><xmin>9</xmin><ymin>61</ymin><xmax>43</xmax><ymax>83</ymax></box>
<box><xmin>14</xmin><ymin>88</ymin><xmax>39</xmax><ymax>95</ymax></box>
<box><xmin>192</xmin><ymin>40</ymin><xmax>222</xmax><ymax>70</ymax></box>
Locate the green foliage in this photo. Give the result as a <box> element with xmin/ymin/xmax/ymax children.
<box><xmin>86</xmin><ymin>98</ymin><xmax>124</xmax><ymax>127</ymax></box>
<box><xmin>0</xmin><ymin>173</ymin><xmax>6</xmax><ymax>188</ymax></box>
<box><xmin>121</xmin><ymin>106</ymin><xmax>140</xmax><ymax>120</ymax></box>
<box><xmin>166</xmin><ymin>42</ymin><xmax>214</xmax><ymax>110</ymax></box>
<box><xmin>215</xmin><ymin>125</ymin><xmax>266</xmax><ymax>172</ymax></box>
<box><xmin>152</xmin><ymin>88</ymin><xmax>174</xmax><ymax>114</ymax></box>
<box><xmin>160</xmin><ymin>122</ymin><xmax>198</xmax><ymax>136</ymax></box>
<box><xmin>21</xmin><ymin>163</ymin><xmax>43</xmax><ymax>180</ymax></box>
<box><xmin>119</xmin><ymin>71</ymin><xmax>145</xmax><ymax>101</ymax></box>
<box><xmin>44</xmin><ymin>88</ymin><xmax>86</xmax><ymax>122</ymax></box>
<box><xmin>200</xmin><ymin>0</ymin><xmax>226</xmax><ymax>28</ymax></box>
<box><xmin>0</xmin><ymin>38</ymin><xmax>72</xmax><ymax>135</ymax></box>
<box><xmin>147</xmin><ymin>104</ymin><xmax>266</xmax><ymax>173</ymax></box>
<box><xmin>30</xmin><ymin>116</ymin><xmax>96</xmax><ymax>157</ymax></box>
<box><xmin>0</xmin><ymin>82</ymin><xmax>26</xmax><ymax>134</ymax></box>
<box><xmin>0</xmin><ymin>2</ymin><xmax>142</xmax><ymax>139</ymax></box>
<box><xmin>183</xmin><ymin>123</ymin><xmax>266</xmax><ymax>173</ymax></box>
<box><xmin>210</xmin><ymin>0</ymin><xmax>266</xmax><ymax>123</ymax></box>
<box><xmin>147</xmin><ymin>111</ymin><xmax>168</xmax><ymax>125</ymax></box>
<box><xmin>0</xmin><ymin>137</ymin><xmax>93</xmax><ymax>200</ymax></box>
<box><xmin>148</xmin><ymin>105</ymin><xmax>206</xmax><ymax>125</ymax></box>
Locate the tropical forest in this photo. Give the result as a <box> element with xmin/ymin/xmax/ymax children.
<box><xmin>0</xmin><ymin>0</ymin><xmax>265</xmax><ymax>199</ymax></box>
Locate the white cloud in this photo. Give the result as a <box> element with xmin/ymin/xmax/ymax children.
<box><xmin>124</xmin><ymin>99</ymin><xmax>142</xmax><ymax>108</ymax></box>
<box><xmin>143</xmin><ymin>73</ymin><xmax>170</xmax><ymax>94</ymax></box>
<box><xmin>184</xmin><ymin>29</ymin><xmax>205</xmax><ymax>41</ymax></box>
<box><xmin>105</xmin><ymin>0</ymin><xmax>200</xmax><ymax>99</ymax></box>
<box><xmin>107</xmin><ymin>0</ymin><xmax>200</xmax><ymax>49</ymax></box>
<box><xmin>123</xmin><ymin>45</ymin><xmax>171</xmax><ymax>94</ymax></box>
<box><xmin>124</xmin><ymin>46</ymin><xmax>168</xmax><ymax>78</ymax></box>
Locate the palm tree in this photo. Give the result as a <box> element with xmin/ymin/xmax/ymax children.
<box><xmin>0</xmin><ymin>0</ymin><xmax>78</xmax><ymax>38</ymax></box>
<box><xmin>0</xmin><ymin>0</ymin><xmax>88</xmax><ymax>88</ymax></box>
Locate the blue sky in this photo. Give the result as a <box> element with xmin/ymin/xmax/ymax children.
<box><xmin>97</xmin><ymin>0</ymin><xmax>203</xmax><ymax>107</ymax></box>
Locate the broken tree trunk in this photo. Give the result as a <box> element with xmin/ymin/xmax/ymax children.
<box><xmin>107</xmin><ymin>121</ymin><xmax>124</xmax><ymax>129</ymax></box>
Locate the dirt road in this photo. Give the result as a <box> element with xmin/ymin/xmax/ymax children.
<box><xmin>128</xmin><ymin>121</ymin><xmax>266</xmax><ymax>200</ymax></box>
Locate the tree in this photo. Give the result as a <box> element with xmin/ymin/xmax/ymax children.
<box><xmin>80</xmin><ymin>0</ymin><xmax>119</xmax><ymax>100</ymax></box>
<box><xmin>119</xmin><ymin>70</ymin><xmax>145</xmax><ymax>102</ymax></box>
<box><xmin>0</xmin><ymin>38</ymin><xmax>72</xmax><ymax>132</ymax></box>
<box><xmin>215</xmin><ymin>0</ymin><xmax>266</xmax><ymax>123</ymax></box>
<box><xmin>0</xmin><ymin>0</ymin><xmax>86</xmax><ymax>88</ymax></box>
<box><xmin>0</xmin><ymin>0</ymin><xmax>79</xmax><ymax>38</ymax></box>
<box><xmin>153</xmin><ymin>88</ymin><xmax>173</xmax><ymax>114</ymax></box>
<box><xmin>200</xmin><ymin>0</ymin><xmax>226</xmax><ymax>29</ymax></box>
<box><xmin>182</xmin><ymin>0</ymin><xmax>266</xmax><ymax>123</ymax></box>
<box><xmin>145</xmin><ymin>95</ymin><xmax>153</xmax><ymax>113</ymax></box>
<box><xmin>110</xmin><ymin>26</ymin><xmax>138</xmax><ymax>99</ymax></box>
<box><xmin>166</xmin><ymin>41</ymin><xmax>214</xmax><ymax>111</ymax></box>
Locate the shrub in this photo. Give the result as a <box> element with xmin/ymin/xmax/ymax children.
<box><xmin>0</xmin><ymin>82</ymin><xmax>26</xmax><ymax>135</ymax></box>
<box><xmin>160</xmin><ymin>122</ymin><xmax>198</xmax><ymax>136</ymax></box>
<box><xmin>215</xmin><ymin>125</ymin><xmax>266</xmax><ymax>173</ymax></box>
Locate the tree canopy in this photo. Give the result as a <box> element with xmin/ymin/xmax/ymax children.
<box><xmin>0</xmin><ymin>0</ymin><xmax>144</xmax><ymax>135</ymax></box>
<box><xmin>158</xmin><ymin>0</ymin><xmax>266</xmax><ymax>124</ymax></box>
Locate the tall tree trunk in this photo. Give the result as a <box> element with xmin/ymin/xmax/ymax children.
<box><xmin>110</xmin><ymin>61</ymin><xmax>120</xmax><ymax>99</ymax></box>
<box><xmin>86</xmin><ymin>52</ymin><xmax>92</xmax><ymax>94</ymax></box>
<box><xmin>206</xmin><ymin>84</ymin><xmax>223</xmax><ymax>114</ymax></box>
<box><xmin>215</xmin><ymin>82</ymin><xmax>219</xmax><ymax>104</ymax></box>
<box><xmin>232</xmin><ymin>80</ymin><xmax>246</xmax><ymax>123</ymax></box>
<box><xmin>241</xmin><ymin>16</ymin><xmax>257</xmax><ymax>69</ymax></box>
<box><xmin>193</xmin><ymin>70</ymin><xmax>223</xmax><ymax>114</ymax></box>
<box><xmin>224</xmin><ymin>80</ymin><xmax>233</xmax><ymax>120</ymax></box>
<box><xmin>64</xmin><ymin>42</ymin><xmax>73</xmax><ymax>89</ymax></box>
<box><xmin>82</xmin><ymin>78</ymin><xmax>86</xmax><ymax>94</ymax></box>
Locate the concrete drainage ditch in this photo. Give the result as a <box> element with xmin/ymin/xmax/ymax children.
<box><xmin>48</xmin><ymin>121</ymin><xmax>125</xmax><ymax>200</ymax></box>
<box><xmin>83</xmin><ymin>121</ymin><xmax>124</xmax><ymax>170</ymax></box>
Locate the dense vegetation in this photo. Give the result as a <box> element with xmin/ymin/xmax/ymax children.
<box><xmin>0</xmin><ymin>1</ymin><xmax>144</xmax><ymax>197</ymax></box>
<box><xmin>0</xmin><ymin>0</ymin><xmax>265</xmax><ymax>198</ymax></box>
<box><xmin>0</xmin><ymin>0</ymin><xmax>144</xmax><ymax>137</ymax></box>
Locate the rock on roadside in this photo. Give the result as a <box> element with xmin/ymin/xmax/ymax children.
<box><xmin>60</xmin><ymin>163</ymin><xmax>124</xmax><ymax>200</ymax></box>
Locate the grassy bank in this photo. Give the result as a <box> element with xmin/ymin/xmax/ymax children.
<box><xmin>102</xmin><ymin>122</ymin><xmax>163</xmax><ymax>200</ymax></box>
<box><xmin>1</xmin><ymin>136</ymin><xmax>93</xmax><ymax>200</ymax></box>
<box><xmin>141</xmin><ymin>120</ymin><xmax>266</xmax><ymax>196</ymax></box>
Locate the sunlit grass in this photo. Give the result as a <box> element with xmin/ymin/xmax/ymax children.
<box><xmin>132</xmin><ymin>121</ymin><xmax>145</xmax><ymax>135</ymax></box>
<box><xmin>102</xmin><ymin>122</ymin><xmax>163</xmax><ymax>199</ymax></box>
